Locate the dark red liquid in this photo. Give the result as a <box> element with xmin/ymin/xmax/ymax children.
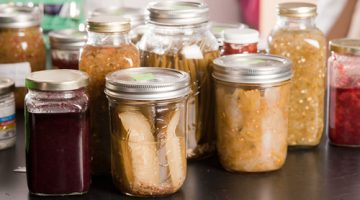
<box><xmin>329</xmin><ymin>86</ymin><xmax>360</xmax><ymax>145</ymax></box>
<box><xmin>222</xmin><ymin>42</ymin><xmax>257</xmax><ymax>56</ymax></box>
<box><xmin>26</xmin><ymin>112</ymin><xmax>90</xmax><ymax>195</ymax></box>
<box><xmin>52</xmin><ymin>57</ymin><xmax>79</xmax><ymax>70</ymax></box>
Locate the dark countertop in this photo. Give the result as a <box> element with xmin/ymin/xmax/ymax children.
<box><xmin>1</xmin><ymin>111</ymin><xmax>360</xmax><ymax>200</ymax></box>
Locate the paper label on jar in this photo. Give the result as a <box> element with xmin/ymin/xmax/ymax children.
<box><xmin>0</xmin><ymin>62</ymin><xmax>31</xmax><ymax>87</ymax></box>
<box><xmin>0</xmin><ymin>97</ymin><xmax>16</xmax><ymax>140</ymax></box>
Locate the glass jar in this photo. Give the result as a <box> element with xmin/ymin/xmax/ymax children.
<box><xmin>138</xmin><ymin>1</ymin><xmax>220</xmax><ymax>159</ymax></box>
<box><xmin>328</xmin><ymin>39</ymin><xmax>360</xmax><ymax>146</ymax></box>
<box><xmin>49</xmin><ymin>29</ymin><xmax>86</xmax><ymax>70</ymax></box>
<box><xmin>25</xmin><ymin>70</ymin><xmax>90</xmax><ymax>196</ymax></box>
<box><xmin>0</xmin><ymin>78</ymin><xmax>16</xmax><ymax>150</ymax></box>
<box><xmin>268</xmin><ymin>3</ymin><xmax>326</xmax><ymax>147</ymax></box>
<box><xmin>209</xmin><ymin>22</ymin><xmax>248</xmax><ymax>50</ymax></box>
<box><xmin>213</xmin><ymin>54</ymin><xmax>292</xmax><ymax>172</ymax></box>
<box><xmin>105</xmin><ymin>67</ymin><xmax>190</xmax><ymax>196</ymax></box>
<box><xmin>222</xmin><ymin>28</ymin><xmax>259</xmax><ymax>56</ymax></box>
<box><xmin>79</xmin><ymin>16</ymin><xmax>140</xmax><ymax>175</ymax></box>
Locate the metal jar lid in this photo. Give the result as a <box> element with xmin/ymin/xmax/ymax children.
<box><xmin>0</xmin><ymin>4</ymin><xmax>41</xmax><ymax>28</ymax></box>
<box><xmin>330</xmin><ymin>38</ymin><xmax>360</xmax><ymax>56</ymax></box>
<box><xmin>87</xmin><ymin>16</ymin><xmax>131</xmax><ymax>33</ymax></box>
<box><xmin>213</xmin><ymin>54</ymin><xmax>292</xmax><ymax>84</ymax></box>
<box><xmin>224</xmin><ymin>28</ymin><xmax>259</xmax><ymax>44</ymax></box>
<box><xmin>210</xmin><ymin>22</ymin><xmax>248</xmax><ymax>41</ymax></box>
<box><xmin>49</xmin><ymin>29</ymin><xmax>87</xmax><ymax>50</ymax></box>
<box><xmin>105</xmin><ymin>67</ymin><xmax>191</xmax><ymax>101</ymax></box>
<box><xmin>277</xmin><ymin>2</ymin><xmax>317</xmax><ymax>18</ymax></box>
<box><xmin>0</xmin><ymin>78</ymin><xmax>15</xmax><ymax>95</ymax></box>
<box><xmin>148</xmin><ymin>1</ymin><xmax>209</xmax><ymax>26</ymax></box>
<box><xmin>26</xmin><ymin>69</ymin><xmax>89</xmax><ymax>91</ymax></box>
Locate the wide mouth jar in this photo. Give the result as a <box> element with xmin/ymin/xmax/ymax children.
<box><xmin>0</xmin><ymin>4</ymin><xmax>42</xmax><ymax>28</ymax></box>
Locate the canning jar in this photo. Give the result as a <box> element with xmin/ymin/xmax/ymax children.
<box><xmin>328</xmin><ymin>39</ymin><xmax>360</xmax><ymax>146</ymax></box>
<box><xmin>209</xmin><ymin>22</ymin><xmax>248</xmax><ymax>50</ymax></box>
<box><xmin>25</xmin><ymin>69</ymin><xmax>90</xmax><ymax>196</ymax></box>
<box><xmin>213</xmin><ymin>54</ymin><xmax>292</xmax><ymax>172</ymax></box>
<box><xmin>0</xmin><ymin>78</ymin><xmax>16</xmax><ymax>150</ymax></box>
<box><xmin>222</xmin><ymin>28</ymin><xmax>259</xmax><ymax>56</ymax></box>
<box><xmin>138</xmin><ymin>1</ymin><xmax>220</xmax><ymax>159</ymax></box>
<box><xmin>49</xmin><ymin>29</ymin><xmax>86</xmax><ymax>70</ymax></box>
<box><xmin>105</xmin><ymin>67</ymin><xmax>190</xmax><ymax>196</ymax></box>
<box><xmin>268</xmin><ymin>3</ymin><xmax>326</xmax><ymax>147</ymax></box>
<box><xmin>79</xmin><ymin>16</ymin><xmax>140</xmax><ymax>175</ymax></box>
<box><xmin>0</xmin><ymin>5</ymin><xmax>46</xmax><ymax>108</ymax></box>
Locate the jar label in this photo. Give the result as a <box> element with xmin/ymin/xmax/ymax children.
<box><xmin>0</xmin><ymin>62</ymin><xmax>31</xmax><ymax>87</ymax></box>
<box><xmin>0</xmin><ymin>97</ymin><xmax>16</xmax><ymax>140</ymax></box>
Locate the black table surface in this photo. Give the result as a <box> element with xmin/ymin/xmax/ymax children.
<box><xmin>1</xmin><ymin>111</ymin><xmax>360</xmax><ymax>200</ymax></box>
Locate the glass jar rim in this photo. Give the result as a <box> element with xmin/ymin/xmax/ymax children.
<box><xmin>330</xmin><ymin>38</ymin><xmax>360</xmax><ymax>56</ymax></box>
<box><xmin>0</xmin><ymin>78</ymin><xmax>15</xmax><ymax>95</ymax></box>
<box><xmin>0</xmin><ymin>4</ymin><xmax>41</xmax><ymax>28</ymax></box>
<box><xmin>277</xmin><ymin>2</ymin><xmax>317</xmax><ymax>18</ymax></box>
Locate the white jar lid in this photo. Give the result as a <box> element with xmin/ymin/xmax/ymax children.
<box><xmin>224</xmin><ymin>28</ymin><xmax>259</xmax><ymax>44</ymax></box>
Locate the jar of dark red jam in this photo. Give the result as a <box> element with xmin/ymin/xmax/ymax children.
<box><xmin>49</xmin><ymin>29</ymin><xmax>86</xmax><ymax>70</ymax></box>
<box><xmin>328</xmin><ymin>39</ymin><xmax>360</xmax><ymax>147</ymax></box>
<box><xmin>25</xmin><ymin>69</ymin><xmax>90</xmax><ymax>196</ymax></box>
<box><xmin>222</xmin><ymin>28</ymin><xmax>259</xmax><ymax>56</ymax></box>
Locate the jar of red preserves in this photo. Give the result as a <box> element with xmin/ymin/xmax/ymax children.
<box><xmin>222</xmin><ymin>28</ymin><xmax>259</xmax><ymax>56</ymax></box>
<box><xmin>328</xmin><ymin>39</ymin><xmax>360</xmax><ymax>146</ymax></box>
<box><xmin>25</xmin><ymin>69</ymin><xmax>90</xmax><ymax>196</ymax></box>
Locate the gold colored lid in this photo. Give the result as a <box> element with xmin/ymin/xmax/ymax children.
<box><xmin>330</xmin><ymin>38</ymin><xmax>360</xmax><ymax>56</ymax></box>
<box><xmin>277</xmin><ymin>2</ymin><xmax>317</xmax><ymax>18</ymax></box>
<box><xmin>87</xmin><ymin>16</ymin><xmax>131</xmax><ymax>33</ymax></box>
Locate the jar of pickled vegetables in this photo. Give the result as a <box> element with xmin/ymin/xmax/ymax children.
<box><xmin>0</xmin><ymin>78</ymin><xmax>16</xmax><ymax>150</ymax></box>
<box><xmin>49</xmin><ymin>29</ymin><xmax>86</xmax><ymax>70</ymax></box>
<box><xmin>268</xmin><ymin>3</ymin><xmax>326</xmax><ymax>147</ymax></box>
<box><xmin>0</xmin><ymin>5</ymin><xmax>46</xmax><ymax>108</ymax></box>
<box><xmin>328</xmin><ymin>39</ymin><xmax>360</xmax><ymax>146</ymax></box>
<box><xmin>213</xmin><ymin>54</ymin><xmax>292</xmax><ymax>172</ymax></box>
<box><xmin>79</xmin><ymin>16</ymin><xmax>140</xmax><ymax>175</ymax></box>
<box><xmin>222</xmin><ymin>28</ymin><xmax>259</xmax><ymax>56</ymax></box>
<box><xmin>105</xmin><ymin>67</ymin><xmax>190</xmax><ymax>196</ymax></box>
<box><xmin>138</xmin><ymin>1</ymin><xmax>220</xmax><ymax>159</ymax></box>
<box><xmin>25</xmin><ymin>69</ymin><xmax>90</xmax><ymax>196</ymax></box>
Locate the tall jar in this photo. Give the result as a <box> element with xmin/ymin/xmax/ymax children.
<box><xmin>328</xmin><ymin>39</ymin><xmax>360</xmax><ymax>146</ymax></box>
<box><xmin>138</xmin><ymin>1</ymin><xmax>220</xmax><ymax>159</ymax></box>
<box><xmin>25</xmin><ymin>70</ymin><xmax>90</xmax><ymax>196</ymax></box>
<box><xmin>268</xmin><ymin>3</ymin><xmax>326</xmax><ymax>147</ymax></box>
<box><xmin>79</xmin><ymin>16</ymin><xmax>140</xmax><ymax>175</ymax></box>
<box><xmin>0</xmin><ymin>78</ymin><xmax>16</xmax><ymax>150</ymax></box>
<box><xmin>0</xmin><ymin>5</ymin><xmax>46</xmax><ymax>108</ymax></box>
<box><xmin>105</xmin><ymin>67</ymin><xmax>190</xmax><ymax>196</ymax></box>
<box><xmin>213</xmin><ymin>54</ymin><xmax>292</xmax><ymax>172</ymax></box>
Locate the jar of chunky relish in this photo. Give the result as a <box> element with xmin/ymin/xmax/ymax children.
<box><xmin>0</xmin><ymin>78</ymin><xmax>16</xmax><ymax>150</ymax></box>
<box><xmin>222</xmin><ymin>28</ymin><xmax>259</xmax><ymax>56</ymax></box>
<box><xmin>328</xmin><ymin>39</ymin><xmax>360</xmax><ymax>146</ymax></box>
<box><xmin>25</xmin><ymin>69</ymin><xmax>90</xmax><ymax>196</ymax></box>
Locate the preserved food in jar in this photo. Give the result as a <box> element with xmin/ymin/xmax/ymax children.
<box><xmin>222</xmin><ymin>28</ymin><xmax>259</xmax><ymax>55</ymax></box>
<box><xmin>25</xmin><ymin>70</ymin><xmax>90</xmax><ymax>196</ymax></box>
<box><xmin>138</xmin><ymin>1</ymin><xmax>219</xmax><ymax>159</ymax></box>
<box><xmin>328</xmin><ymin>39</ymin><xmax>360</xmax><ymax>146</ymax></box>
<box><xmin>268</xmin><ymin>3</ymin><xmax>326</xmax><ymax>147</ymax></box>
<box><xmin>213</xmin><ymin>54</ymin><xmax>292</xmax><ymax>172</ymax></box>
<box><xmin>0</xmin><ymin>78</ymin><xmax>16</xmax><ymax>150</ymax></box>
<box><xmin>105</xmin><ymin>68</ymin><xmax>190</xmax><ymax>196</ymax></box>
<box><xmin>0</xmin><ymin>5</ymin><xmax>46</xmax><ymax>108</ymax></box>
<box><xmin>79</xmin><ymin>16</ymin><xmax>140</xmax><ymax>175</ymax></box>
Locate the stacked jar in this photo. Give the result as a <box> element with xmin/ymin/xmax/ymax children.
<box><xmin>79</xmin><ymin>16</ymin><xmax>140</xmax><ymax>175</ymax></box>
<box><xmin>268</xmin><ymin>3</ymin><xmax>326</xmax><ymax>147</ymax></box>
<box><xmin>138</xmin><ymin>1</ymin><xmax>220</xmax><ymax>159</ymax></box>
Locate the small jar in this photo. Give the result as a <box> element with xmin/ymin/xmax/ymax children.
<box><xmin>25</xmin><ymin>70</ymin><xmax>90</xmax><ymax>196</ymax></box>
<box><xmin>0</xmin><ymin>5</ymin><xmax>46</xmax><ymax>108</ymax></box>
<box><xmin>213</xmin><ymin>54</ymin><xmax>292</xmax><ymax>172</ymax></box>
<box><xmin>49</xmin><ymin>29</ymin><xmax>86</xmax><ymax>70</ymax></box>
<box><xmin>0</xmin><ymin>78</ymin><xmax>16</xmax><ymax>150</ymax></box>
<box><xmin>328</xmin><ymin>39</ymin><xmax>360</xmax><ymax>146</ymax></box>
<box><xmin>105</xmin><ymin>67</ymin><xmax>190</xmax><ymax>197</ymax></box>
<box><xmin>209</xmin><ymin>22</ymin><xmax>248</xmax><ymax>50</ymax></box>
<box><xmin>222</xmin><ymin>28</ymin><xmax>259</xmax><ymax>56</ymax></box>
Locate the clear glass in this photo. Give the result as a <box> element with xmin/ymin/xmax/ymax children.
<box><xmin>0</xmin><ymin>92</ymin><xmax>16</xmax><ymax>150</ymax></box>
<box><xmin>328</xmin><ymin>52</ymin><xmax>360</xmax><ymax>146</ymax></box>
<box><xmin>107</xmin><ymin>97</ymin><xmax>187</xmax><ymax>196</ymax></box>
<box><xmin>0</xmin><ymin>26</ymin><xmax>46</xmax><ymax>108</ymax></box>
<box><xmin>51</xmin><ymin>48</ymin><xmax>80</xmax><ymax>70</ymax></box>
<box><xmin>268</xmin><ymin>16</ymin><xmax>326</xmax><ymax>147</ymax></box>
<box><xmin>25</xmin><ymin>88</ymin><xmax>90</xmax><ymax>196</ymax></box>
<box><xmin>138</xmin><ymin>23</ymin><xmax>219</xmax><ymax>159</ymax></box>
<box><xmin>79</xmin><ymin>31</ymin><xmax>140</xmax><ymax>175</ymax></box>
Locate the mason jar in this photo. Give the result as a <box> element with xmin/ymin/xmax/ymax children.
<box><xmin>213</xmin><ymin>54</ymin><xmax>292</xmax><ymax>172</ymax></box>
<box><xmin>49</xmin><ymin>29</ymin><xmax>86</xmax><ymax>70</ymax></box>
<box><xmin>79</xmin><ymin>16</ymin><xmax>140</xmax><ymax>175</ymax></box>
<box><xmin>105</xmin><ymin>67</ymin><xmax>190</xmax><ymax>196</ymax></box>
<box><xmin>25</xmin><ymin>69</ymin><xmax>90</xmax><ymax>196</ymax></box>
<box><xmin>268</xmin><ymin>3</ymin><xmax>326</xmax><ymax>147</ymax></box>
<box><xmin>138</xmin><ymin>1</ymin><xmax>220</xmax><ymax>159</ymax></box>
<box><xmin>0</xmin><ymin>4</ymin><xmax>46</xmax><ymax>108</ymax></box>
<box><xmin>222</xmin><ymin>28</ymin><xmax>259</xmax><ymax>56</ymax></box>
<box><xmin>0</xmin><ymin>78</ymin><xmax>16</xmax><ymax>150</ymax></box>
<box><xmin>209</xmin><ymin>22</ymin><xmax>248</xmax><ymax>50</ymax></box>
